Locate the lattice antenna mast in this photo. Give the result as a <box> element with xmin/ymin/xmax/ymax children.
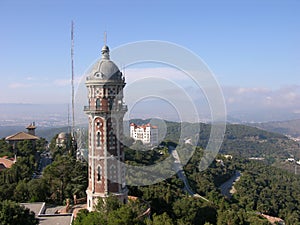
<box><xmin>67</xmin><ymin>104</ymin><xmax>70</xmax><ymax>134</ymax></box>
<box><xmin>71</xmin><ymin>20</ymin><xmax>75</xmax><ymax>136</ymax></box>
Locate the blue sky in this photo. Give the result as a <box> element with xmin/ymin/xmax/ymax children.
<box><xmin>0</xmin><ymin>0</ymin><xmax>299</xmax><ymax>121</ymax></box>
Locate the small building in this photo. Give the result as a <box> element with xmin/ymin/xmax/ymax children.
<box><xmin>5</xmin><ymin>122</ymin><xmax>39</xmax><ymax>147</ymax></box>
<box><xmin>130</xmin><ymin>123</ymin><xmax>158</xmax><ymax>145</ymax></box>
<box><xmin>56</xmin><ymin>132</ymin><xmax>69</xmax><ymax>147</ymax></box>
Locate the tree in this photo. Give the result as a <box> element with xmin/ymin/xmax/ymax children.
<box><xmin>14</xmin><ymin>180</ymin><xmax>29</xmax><ymax>202</ymax></box>
<box><xmin>42</xmin><ymin>156</ymin><xmax>87</xmax><ymax>204</ymax></box>
<box><xmin>27</xmin><ymin>179</ymin><xmax>49</xmax><ymax>202</ymax></box>
<box><xmin>0</xmin><ymin>200</ymin><xmax>38</xmax><ymax>225</ymax></box>
<box><xmin>95</xmin><ymin>195</ymin><xmax>121</xmax><ymax>213</ymax></box>
<box><xmin>73</xmin><ymin>210</ymin><xmax>106</xmax><ymax>225</ymax></box>
<box><xmin>150</xmin><ymin>213</ymin><xmax>173</xmax><ymax>225</ymax></box>
<box><xmin>107</xmin><ymin>205</ymin><xmax>136</xmax><ymax>225</ymax></box>
<box><xmin>16</xmin><ymin>140</ymin><xmax>35</xmax><ymax>157</ymax></box>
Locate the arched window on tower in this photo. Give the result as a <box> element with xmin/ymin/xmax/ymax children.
<box><xmin>97</xmin><ymin>132</ymin><xmax>101</xmax><ymax>147</ymax></box>
<box><xmin>96</xmin><ymin>98</ymin><xmax>101</xmax><ymax>109</ymax></box>
<box><xmin>97</xmin><ymin>165</ymin><xmax>102</xmax><ymax>182</ymax></box>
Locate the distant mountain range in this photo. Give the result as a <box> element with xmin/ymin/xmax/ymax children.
<box><xmin>248</xmin><ymin>119</ymin><xmax>300</xmax><ymax>138</ymax></box>
<box><xmin>0</xmin><ymin>103</ymin><xmax>300</xmax><ymax>126</ymax></box>
<box><xmin>1</xmin><ymin>118</ymin><xmax>299</xmax><ymax>167</ymax></box>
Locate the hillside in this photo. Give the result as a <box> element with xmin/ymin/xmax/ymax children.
<box><xmin>248</xmin><ymin>119</ymin><xmax>300</xmax><ymax>138</ymax></box>
<box><xmin>129</xmin><ymin>119</ymin><xmax>300</xmax><ymax>164</ymax></box>
<box><xmin>2</xmin><ymin>119</ymin><xmax>299</xmax><ymax>164</ymax></box>
<box><xmin>219</xmin><ymin>124</ymin><xmax>300</xmax><ymax>162</ymax></box>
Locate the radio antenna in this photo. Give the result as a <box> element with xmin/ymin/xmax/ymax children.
<box><xmin>71</xmin><ymin>20</ymin><xmax>75</xmax><ymax>136</ymax></box>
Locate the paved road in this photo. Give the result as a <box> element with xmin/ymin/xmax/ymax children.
<box><xmin>219</xmin><ymin>171</ymin><xmax>241</xmax><ymax>198</ymax></box>
<box><xmin>169</xmin><ymin>146</ymin><xmax>209</xmax><ymax>202</ymax></box>
<box><xmin>34</xmin><ymin>151</ymin><xmax>52</xmax><ymax>178</ymax></box>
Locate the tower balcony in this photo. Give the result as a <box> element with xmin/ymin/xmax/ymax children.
<box><xmin>84</xmin><ymin>105</ymin><xmax>127</xmax><ymax>113</ymax></box>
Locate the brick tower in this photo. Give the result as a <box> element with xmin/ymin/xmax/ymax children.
<box><xmin>84</xmin><ymin>44</ymin><xmax>127</xmax><ymax>211</ymax></box>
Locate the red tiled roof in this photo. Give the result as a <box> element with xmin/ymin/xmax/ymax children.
<box><xmin>130</xmin><ymin>123</ymin><xmax>158</xmax><ymax>130</ymax></box>
<box><xmin>0</xmin><ymin>157</ymin><xmax>15</xmax><ymax>169</ymax></box>
<box><xmin>261</xmin><ymin>214</ymin><xmax>284</xmax><ymax>225</ymax></box>
<box><xmin>5</xmin><ymin>132</ymin><xmax>39</xmax><ymax>141</ymax></box>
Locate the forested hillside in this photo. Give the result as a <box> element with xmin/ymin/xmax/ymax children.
<box><xmin>2</xmin><ymin>120</ymin><xmax>300</xmax><ymax>224</ymax></box>
<box><xmin>249</xmin><ymin>119</ymin><xmax>300</xmax><ymax>138</ymax></box>
<box><xmin>130</xmin><ymin>119</ymin><xmax>300</xmax><ymax>164</ymax></box>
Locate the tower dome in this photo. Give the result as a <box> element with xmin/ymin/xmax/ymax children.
<box><xmin>87</xmin><ymin>45</ymin><xmax>123</xmax><ymax>81</ymax></box>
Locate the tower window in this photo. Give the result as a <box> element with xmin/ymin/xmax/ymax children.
<box><xmin>97</xmin><ymin>165</ymin><xmax>102</xmax><ymax>182</ymax></box>
<box><xmin>97</xmin><ymin>132</ymin><xmax>101</xmax><ymax>147</ymax></box>
<box><xmin>96</xmin><ymin>99</ymin><xmax>101</xmax><ymax>109</ymax></box>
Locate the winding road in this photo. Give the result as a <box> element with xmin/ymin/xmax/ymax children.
<box><xmin>169</xmin><ymin>146</ymin><xmax>209</xmax><ymax>202</ymax></box>
<box><xmin>219</xmin><ymin>171</ymin><xmax>241</xmax><ymax>198</ymax></box>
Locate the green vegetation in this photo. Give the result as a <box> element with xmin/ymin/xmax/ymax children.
<box><xmin>42</xmin><ymin>155</ymin><xmax>87</xmax><ymax>204</ymax></box>
<box><xmin>1</xmin><ymin>120</ymin><xmax>300</xmax><ymax>224</ymax></box>
<box><xmin>0</xmin><ymin>133</ymin><xmax>87</xmax><ymax>204</ymax></box>
<box><xmin>73</xmin><ymin>195</ymin><xmax>145</xmax><ymax>225</ymax></box>
<box><xmin>0</xmin><ymin>200</ymin><xmax>38</xmax><ymax>225</ymax></box>
<box><xmin>250</xmin><ymin>119</ymin><xmax>300</xmax><ymax>138</ymax></box>
<box><xmin>0</xmin><ymin>139</ymin><xmax>43</xmax><ymax>202</ymax></box>
<box><xmin>129</xmin><ymin>119</ymin><xmax>300</xmax><ymax>164</ymax></box>
<box><xmin>219</xmin><ymin>124</ymin><xmax>300</xmax><ymax>162</ymax></box>
<box><xmin>0</xmin><ymin>138</ymin><xmax>13</xmax><ymax>157</ymax></box>
<box><xmin>233</xmin><ymin>160</ymin><xmax>300</xmax><ymax>224</ymax></box>
<box><xmin>184</xmin><ymin>147</ymin><xmax>300</xmax><ymax>224</ymax></box>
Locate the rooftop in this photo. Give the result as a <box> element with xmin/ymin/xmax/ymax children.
<box><xmin>130</xmin><ymin>123</ymin><xmax>158</xmax><ymax>129</ymax></box>
<box><xmin>5</xmin><ymin>132</ymin><xmax>39</xmax><ymax>141</ymax></box>
<box><xmin>0</xmin><ymin>157</ymin><xmax>15</xmax><ymax>169</ymax></box>
<box><xmin>21</xmin><ymin>202</ymin><xmax>73</xmax><ymax>225</ymax></box>
<box><xmin>86</xmin><ymin>44</ymin><xmax>123</xmax><ymax>81</ymax></box>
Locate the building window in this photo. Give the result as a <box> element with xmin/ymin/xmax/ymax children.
<box><xmin>96</xmin><ymin>98</ymin><xmax>101</xmax><ymax>109</ymax></box>
<box><xmin>97</xmin><ymin>132</ymin><xmax>101</xmax><ymax>147</ymax></box>
<box><xmin>97</xmin><ymin>165</ymin><xmax>102</xmax><ymax>182</ymax></box>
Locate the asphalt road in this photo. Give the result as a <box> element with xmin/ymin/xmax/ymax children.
<box><xmin>219</xmin><ymin>171</ymin><xmax>241</xmax><ymax>198</ymax></box>
<box><xmin>169</xmin><ymin>146</ymin><xmax>209</xmax><ymax>202</ymax></box>
<box><xmin>34</xmin><ymin>151</ymin><xmax>52</xmax><ymax>178</ymax></box>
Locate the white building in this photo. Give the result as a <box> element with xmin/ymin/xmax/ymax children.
<box><xmin>130</xmin><ymin>123</ymin><xmax>158</xmax><ymax>145</ymax></box>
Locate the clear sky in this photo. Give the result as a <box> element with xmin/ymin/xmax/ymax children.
<box><xmin>0</xmin><ymin>0</ymin><xmax>299</xmax><ymax>121</ymax></box>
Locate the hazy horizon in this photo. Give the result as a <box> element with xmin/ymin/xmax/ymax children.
<box><xmin>0</xmin><ymin>1</ymin><xmax>299</xmax><ymax>125</ymax></box>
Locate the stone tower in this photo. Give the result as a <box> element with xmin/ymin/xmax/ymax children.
<box><xmin>84</xmin><ymin>44</ymin><xmax>128</xmax><ymax>211</ymax></box>
<box><xmin>26</xmin><ymin>122</ymin><xmax>36</xmax><ymax>136</ymax></box>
